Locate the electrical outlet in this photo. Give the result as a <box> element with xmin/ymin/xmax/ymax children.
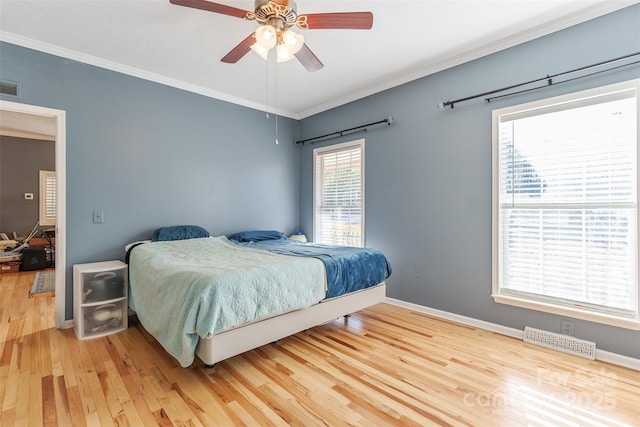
<box><xmin>93</xmin><ymin>210</ymin><xmax>105</xmax><ymax>224</ymax></box>
<box><xmin>415</xmin><ymin>266</ymin><xmax>423</xmax><ymax>278</ymax></box>
<box><xmin>561</xmin><ymin>319</ymin><xmax>575</xmax><ymax>336</ymax></box>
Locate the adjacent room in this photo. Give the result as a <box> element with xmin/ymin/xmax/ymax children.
<box><xmin>0</xmin><ymin>1</ymin><xmax>638</xmax><ymax>425</ymax></box>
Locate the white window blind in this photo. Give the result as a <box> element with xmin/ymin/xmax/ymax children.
<box><xmin>313</xmin><ymin>139</ymin><xmax>365</xmax><ymax>247</ymax></box>
<box><xmin>39</xmin><ymin>170</ymin><xmax>56</xmax><ymax>227</ymax></box>
<box><xmin>493</xmin><ymin>80</ymin><xmax>639</xmax><ymax>328</ymax></box>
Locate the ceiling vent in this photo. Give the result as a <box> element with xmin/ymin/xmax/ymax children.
<box><xmin>0</xmin><ymin>81</ymin><xmax>21</xmax><ymax>98</ymax></box>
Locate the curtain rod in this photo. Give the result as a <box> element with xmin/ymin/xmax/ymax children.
<box><xmin>438</xmin><ymin>52</ymin><xmax>640</xmax><ymax>109</ymax></box>
<box><xmin>295</xmin><ymin>117</ymin><xmax>393</xmax><ymax>145</ymax></box>
<box><xmin>485</xmin><ymin>60</ymin><xmax>640</xmax><ymax>103</ymax></box>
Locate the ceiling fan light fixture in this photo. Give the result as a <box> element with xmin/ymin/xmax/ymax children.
<box><xmin>255</xmin><ymin>24</ymin><xmax>277</xmax><ymax>49</ymax></box>
<box><xmin>282</xmin><ymin>29</ymin><xmax>304</xmax><ymax>55</ymax></box>
<box><xmin>250</xmin><ymin>42</ymin><xmax>270</xmax><ymax>60</ymax></box>
<box><xmin>276</xmin><ymin>43</ymin><xmax>295</xmax><ymax>63</ymax></box>
<box><xmin>171</xmin><ymin>0</ymin><xmax>372</xmax><ymax>72</ymax></box>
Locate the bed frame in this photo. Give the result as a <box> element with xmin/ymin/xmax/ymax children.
<box><xmin>195</xmin><ymin>282</ymin><xmax>386</xmax><ymax>366</ymax></box>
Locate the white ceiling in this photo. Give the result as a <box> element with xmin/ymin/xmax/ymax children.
<box><xmin>0</xmin><ymin>1</ymin><xmax>636</xmax><ymax>119</ymax></box>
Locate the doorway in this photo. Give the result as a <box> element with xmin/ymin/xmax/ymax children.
<box><xmin>0</xmin><ymin>100</ymin><xmax>66</xmax><ymax>328</ymax></box>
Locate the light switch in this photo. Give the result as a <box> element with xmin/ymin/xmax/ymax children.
<box><xmin>24</xmin><ymin>193</ymin><xmax>34</xmax><ymax>200</ymax></box>
<box><xmin>93</xmin><ymin>210</ymin><xmax>104</xmax><ymax>224</ymax></box>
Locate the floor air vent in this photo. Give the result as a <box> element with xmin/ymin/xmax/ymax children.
<box><xmin>524</xmin><ymin>327</ymin><xmax>596</xmax><ymax>360</ymax></box>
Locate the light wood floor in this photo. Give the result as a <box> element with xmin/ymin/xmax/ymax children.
<box><xmin>1</xmin><ymin>271</ymin><xmax>638</xmax><ymax>426</ymax></box>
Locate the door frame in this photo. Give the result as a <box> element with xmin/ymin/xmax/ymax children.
<box><xmin>0</xmin><ymin>100</ymin><xmax>67</xmax><ymax>328</ymax></box>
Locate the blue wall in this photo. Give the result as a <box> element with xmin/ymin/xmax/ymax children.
<box><xmin>298</xmin><ymin>5</ymin><xmax>640</xmax><ymax>358</ymax></box>
<box><xmin>0</xmin><ymin>42</ymin><xmax>301</xmax><ymax>319</ymax></box>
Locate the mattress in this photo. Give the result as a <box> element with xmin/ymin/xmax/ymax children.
<box><xmin>128</xmin><ymin>236</ymin><xmax>326</xmax><ymax>366</ymax></box>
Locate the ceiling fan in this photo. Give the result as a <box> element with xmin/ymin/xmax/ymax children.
<box><xmin>169</xmin><ymin>0</ymin><xmax>373</xmax><ymax>72</ymax></box>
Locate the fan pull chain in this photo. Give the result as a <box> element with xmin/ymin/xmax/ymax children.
<box><xmin>265</xmin><ymin>52</ymin><xmax>270</xmax><ymax>119</ymax></box>
<box><xmin>274</xmin><ymin>57</ymin><xmax>279</xmax><ymax>145</ymax></box>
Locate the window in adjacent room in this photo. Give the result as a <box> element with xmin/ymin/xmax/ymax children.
<box><xmin>492</xmin><ymin>79</ymin><xmax>639</xmax><ymax>329</ymax></box>
<box><xmin>313</xmin><ymin>139</ymin><xmax>365</xmax><ymax>247</ymax></box>
<box><xmin>39</xmin><ymin>170</ymin><xmax>56</xmax><ymax>226</ymax></box>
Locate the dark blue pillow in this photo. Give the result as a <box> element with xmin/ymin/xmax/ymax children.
<box><xmin>228</xmin><ymin>230</ymin><xmax>284</xmax><ymax>242</ymax></box>
<box><xmin>151</xmin><ymin>225</ymin><xmax>210</xmax><ymax>242</ymax></box>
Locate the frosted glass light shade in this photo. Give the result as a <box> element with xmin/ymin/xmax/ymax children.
<box><xmin>282</xmin><ymin>29</ymin><xmax>304</xmax><ymax>54</ymax></box>
<box><xmin>252</xmin><ymin>26</ymin><xmax>304</xmax><ymax>62</ymax></box>
<box><xmin>255</xmin><ymin>25</ymin><xmax>276</xmax><ymax>49</ymax></box>
<box><xmin>276</xmin><ymin>44</ymin><xmax>295</xmax><ymax>62</ymax></box>
<box><xmin>250</xmin><ymin>43</ymin><xmax>269</xmax><ymax>60</ymax></box>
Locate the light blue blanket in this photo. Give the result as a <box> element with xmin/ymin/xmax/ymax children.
<box><xmin>128</xmin><ymin>237</ymin><xmax>326</xmax><ymax>367</ymax></box>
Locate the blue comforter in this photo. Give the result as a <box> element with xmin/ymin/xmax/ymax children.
<box><xmin>232</xmin><ymin>239</ymin><xmax>392</xmax><ymax>298</ymax></box>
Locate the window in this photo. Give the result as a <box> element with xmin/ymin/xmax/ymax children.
<box><xmin>313</xmin><ymin>139</ymin><xmax>365</xmax><ymax>247</ymax></box>
<box><xmin>39</xmin><ymin>170</ymin><xmax>56</xmax><ymax>226</ymax></box>
<box><xmin>492</xmin><ymin>79</ymin><xmax>639</xmax><ymax>329</ymax></box>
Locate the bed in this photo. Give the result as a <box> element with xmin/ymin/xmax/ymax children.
<box><xmin>126</xmin><ymin>227</ymin><xmax>392</xmax><ymax>367</ymax></box>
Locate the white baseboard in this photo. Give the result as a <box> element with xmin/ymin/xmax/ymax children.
<box><xmin>384</xmin><ymin>297</ymin><xmax>640</xmax><ymax>371</ymax></box>
<box><xmin>61</xmin><ymin>319</ymin><xmax>74</xmax><ymax>329</ymax></box>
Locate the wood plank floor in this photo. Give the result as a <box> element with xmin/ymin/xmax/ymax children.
<box><xmin>1</xmin><ymin>270</ymin><xmax>638</xmax><ymax>426</ymax></box>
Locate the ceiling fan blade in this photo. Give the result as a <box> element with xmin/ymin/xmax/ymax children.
<box><xmin>295</xmin><ymin>44</ymin><xmax>324</xmax><ymax>72</ymax></box>
<box><xmin>170</xmin><ymin>0</ymin><xmax>251</xmax><ymax>19</ymax></box>
<box><xmin>296</xmin><ymin>12</ymin><xmax>373</xmax><ymax>30</ymax></box>
<box><xmin>221</xmin><ymin>33</ymin><xmax>256</xmax><ymax>63</ymax></box>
